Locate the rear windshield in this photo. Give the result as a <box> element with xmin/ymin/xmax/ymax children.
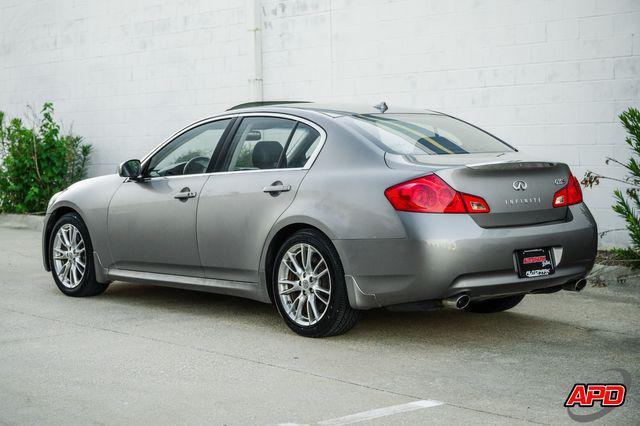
<box><xmin>345</xmin><ymin>113</ymin><xmax>514</xmax><ymax>155</ymax></box>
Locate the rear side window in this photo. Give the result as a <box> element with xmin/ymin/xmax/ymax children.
<box><xmin>346</xmin><ymin>113</ymin><xmax>514</xmax><ymax>155</ymax></box>
<box><xmin>227</xmin><ymin>117</ymin><xmax>296</xmax><ymax>171</ymax></box>
<box><xmin>282</xmin><ymin>123</ymin><xmax>321</xmax><ymax>168</ymax></box>
<box><xmin>225</xmin><ymin>117</ymin><xmax>322</xmax><ymax>171</ymax></box>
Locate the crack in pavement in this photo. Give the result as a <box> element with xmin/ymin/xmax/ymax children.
<box><xmin>0</xmin><ymin>305</ymin><xmax>544</xmax><ymax>424</ymax></box>
<box><xmin>0</xmin><ymin>330</ymin><xmax>82</xmax><ymax>345</ymax></box>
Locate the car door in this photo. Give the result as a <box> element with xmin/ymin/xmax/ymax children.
<box><xmin>107</xmin><ymin>118</ymin><xmax>233</xmax><ymax>277</ymax></box>
<box><xmin>197</xmin><ymin>115</ymin><xmax>325</xmax><ymax>283</ymax></box>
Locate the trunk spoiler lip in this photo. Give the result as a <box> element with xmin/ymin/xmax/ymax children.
<box><xmin>464</xmin><ymin>159</ymin><xmax>559</xmax><ymax>169</ymax></box>
<box><xmin>466</xmin><ymin>159</ymin><xmax>520</xmax><ymax>167</ymax></box>
<box><xmin>384</xmin><ymin>152</ymin><xmax>560</xmax><ymax>171</ymax></box>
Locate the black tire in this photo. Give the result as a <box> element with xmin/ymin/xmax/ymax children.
<box><xmin>464</xmin><ymin>294</ymin><xmax>525</xmax><ymax>313</ymax></box>
<box><xmin>272</xmin><ymin>229</ymin><xmax>359</xmax><ymax>337</ymax></box>
<box><xmin>49</xmin><ymin>212</ymin><xmax>109</xmax><ymax>297</ymax></box>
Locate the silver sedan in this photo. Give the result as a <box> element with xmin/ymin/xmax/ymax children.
<box><xmin>42</xmin><ymin>102</ymin><xmax>598</xmax><ymax>337</ymax></box>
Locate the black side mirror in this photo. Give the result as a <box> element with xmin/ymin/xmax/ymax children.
<box><xmin>118</xmin><ymin>159</ymin><xmax>142</xmax><ymax>180</ymax></box>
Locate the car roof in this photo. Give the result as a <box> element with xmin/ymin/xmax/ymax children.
<box><xmin>225</xmin><ymin>102</ymin><xmax>442</xmax><ymax>118</ymax></box>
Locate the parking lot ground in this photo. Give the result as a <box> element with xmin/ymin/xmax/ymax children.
<box><xmin>1</xmin><ymin>226</ymin><xmax>639</xmax><ymax>424</ymax></box>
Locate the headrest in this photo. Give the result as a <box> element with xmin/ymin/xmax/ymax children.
<box><xmin>252</xmin><ymin>141</ymin><xmax>283</xmax><ymax>169</ymax></box>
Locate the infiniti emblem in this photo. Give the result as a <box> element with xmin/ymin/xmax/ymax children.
<box><xmin>513</xmin><ymin>180</ymin><xmax>527</xmax><ymax>191</ymax></box>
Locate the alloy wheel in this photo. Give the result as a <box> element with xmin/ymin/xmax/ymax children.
<box><xmin>277</xmin><ymin>243</ymin><xmax>331</xmax><ymax>326</ymax></box>
<box><xmin>52</xmin><ymin>224</ymin><xmax>86</xmax><ymax>289</ymax></box>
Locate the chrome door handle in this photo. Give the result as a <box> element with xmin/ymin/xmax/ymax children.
<box><xmin>174</xmin><ymin>190</ymin><xmax>197</xmax><ymax>200</ymax></box>
<box><xmin>263</xmin><ymin>184</ymin><xmax>291</xmax><ymax>193</ymax></box>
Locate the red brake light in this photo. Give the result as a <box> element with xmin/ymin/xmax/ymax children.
<box><xmin>553</xmin><ymin>174</ymin><xmax>583</xmax><ymax>207</ymax></box>
<box><xmin>385</xmin><ymin>174</ymin><xmax>490</xmax><ymax>214</ymax></box>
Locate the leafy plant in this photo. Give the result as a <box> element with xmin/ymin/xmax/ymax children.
<box><xmin>234</xmin><ymin>143</ymin><xmax>255</xmax><ymax>169</ymax></box>
<box><xmin>583</xmin><ymin>107</ymin><xmax>640</xmax><ymax>265</ymax></box>
<box><xmin>174</xmin><ymin>149</ymin><xmax>207</xmax><ymax>165</ymax></box>
<box><xmin>0</xmin><ymin>102</ymin><xmax>92</xmax><ymax>213</ymax></box>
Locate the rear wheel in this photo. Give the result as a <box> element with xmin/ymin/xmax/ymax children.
<box><xmin>464</xmin><ymin>294</ymin><xmax>525</xmax><ymax>313</ymax></box>
<box><xmin>49</xmin><ymin>212</ymin><xmax>109</xmax><ymax>297</ymax></box>
<box><xmin>272</xmin><ymin>229</ymin><xmax>359</xmax><ymax>337</ymax></box>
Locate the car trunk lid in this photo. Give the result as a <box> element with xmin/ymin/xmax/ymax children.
<box><xmin>385</xmin><ymin>152</ymin><xmax>570</xmax><ymax>227</ymax></box>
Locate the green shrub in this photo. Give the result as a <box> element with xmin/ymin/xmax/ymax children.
<box><xmin>0</xmin><ymin>102</ymin><xmax>91</xmax><ymax>213</ymax></box>
<box><xmin>583</xmin><ymin>107</ymin><xmax>640</xmax><ymax>265</ymax></box>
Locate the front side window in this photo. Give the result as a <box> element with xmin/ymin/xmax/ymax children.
<box><xmin>226</xmin><ymin>117</ymin><xmax>320</xmax><ymax>171</ymax></box>
<box><xmin>346</xmin><ymin>113</ymin><xmax>514</xmax><ymax>155</ymax></box>
<box><xmin>146</xmin><ymin>119</ymin><xmax>231</xmax><ymax>177</ymax></box>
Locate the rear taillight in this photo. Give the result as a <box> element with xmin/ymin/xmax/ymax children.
<box><xmin>384</xmin><ymin>174</ymin><xmax>490</xmax><ymax>214</ymax></box>
<box><xmin>553</xmin><ymin>174</ymin><xmax>583</xmax><ymax>207</ymax></box>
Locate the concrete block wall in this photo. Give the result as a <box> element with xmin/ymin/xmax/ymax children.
<box><xmin>0</xmin><ymin>0</ymin><xmax>253</xmax><ymax>176</ymax></box>
<box><xmin>2</xmin><ymin>0</ymin><xmax>640</xmax><ymax>247</ymax></box>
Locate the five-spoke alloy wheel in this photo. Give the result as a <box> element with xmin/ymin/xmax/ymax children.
<box><xmin>273</xmin><ymin>229</ymin><xmax>359</xmax><ymax>337</ymax></box>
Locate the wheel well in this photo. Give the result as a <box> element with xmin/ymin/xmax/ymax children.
<box><xmin>264</xmin><ymin>223</ymin><xmax>331</xmax><ymax>303</ymax></box>
<box><xmin>43</xmin><ymin>206</ymin><xmax>80</xmax><ymax>270</ymax></box>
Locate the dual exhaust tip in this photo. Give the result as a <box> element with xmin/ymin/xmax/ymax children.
<box><xmin>562</xmin><ymin>278</ymin><xmax>587</xmax><ymax>292</ymax></box>
<box><xmin>443</xmin><ymin>294</ymin><xmax>471</xmax><ymax>310</ymax></box>
<box><xmin>443</xmin><ymin>278</ymin><xmax>587</xmax><ymax>310</ymax></box>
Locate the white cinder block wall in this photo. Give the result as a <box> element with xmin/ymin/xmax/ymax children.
<box><xmin>0</xmin><ymin>0</ymin><xmax>254</xmax><ymax>175</ymax></box>
<box><xmin>1</xmin><ymin>0</ymin><xmax>639</xmax><ymax>247</ymax></box>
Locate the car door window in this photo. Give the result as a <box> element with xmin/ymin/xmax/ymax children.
<box><xmin>281</xmin><ymin>122</ymin><xmax>321</xmax><ymax>168</ymax></box>
<box><xmin>226</xmin><ymin>117</ymin><xmax>296</xmax><ymax>171</ymax></box>
<box><xmin>147</xmin><ymin>119</ymin><xmax>231</xmax><ymax>177</ymax></box>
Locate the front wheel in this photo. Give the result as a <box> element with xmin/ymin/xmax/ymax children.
<box><xmin>49</xmin><ymin>212</ymin><xmax>109</xmax><ymax>297</ymax></box>
<box><xmin>464</xmin><ymin>294</ymin><xmax>525</xmax><ymax>313</ymax></box>
<box><xmin>272</xmin><ymin>229</ymin><xmax>359</xmax><ymax>337</ymax></box>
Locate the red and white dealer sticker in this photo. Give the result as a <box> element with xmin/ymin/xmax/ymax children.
<box><xmin>523</xmin><ymin>255</ymin><xmax>547</xmax><ymax>264</ymax></box>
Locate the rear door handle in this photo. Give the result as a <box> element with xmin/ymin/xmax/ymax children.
<box><xmin>263</xmin><ymin>183</ymin><xmax>291</xmax><ymax>193</ymax></box>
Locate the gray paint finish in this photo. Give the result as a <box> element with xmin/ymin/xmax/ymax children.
<box><xmin>334</xmin><ymin>204</ymin><xmax>596</xmax><ymax>308</ymax></box>
<box><xmin>42</xmin><ymin>104</ymin><xmax>598</xmax><ymax>309</ymax></box>
<box><xmin>197</xmin><ymin>169</ymin><xmax>307</xmax><ymax>282</ymax></box>
<box><xmin>108</xmin><ymin>174</ymin><xmax>210</xmax><ymax>276</ymax></box>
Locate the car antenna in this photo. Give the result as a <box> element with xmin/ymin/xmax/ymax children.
<box><xmin>373</xmin><ymin>101</ymin><xmax>388</xmax><ymax>113</ymax></box>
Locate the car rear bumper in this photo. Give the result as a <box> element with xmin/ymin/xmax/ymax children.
<box><xmin>334</xmin><ymin>204</ymin><xmax>597</xmax><ymax>309</ymax></box>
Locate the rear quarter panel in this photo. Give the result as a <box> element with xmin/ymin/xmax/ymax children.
<box><xmin>275</xmin><ymin>121</ymin><xmax>410</xmax><ymax>236</ymax></box>
<box><xmin>268</xmin><ymin>120</ymin><xmax>423</xmax><ymax>277</ymax></box>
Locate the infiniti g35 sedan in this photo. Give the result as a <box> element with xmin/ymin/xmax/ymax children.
<box><xmin>42</xmin><ymin>102</ymin><xmax>598</xmax><ymax>337</ymax></box>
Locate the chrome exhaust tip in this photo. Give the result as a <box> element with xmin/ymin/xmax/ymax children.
<box><xmin>443</xmin><ymin>294</ymin><xmax>471</xmax><ymax>310</ymax></box>
<box><xmin>563</xmin><ymin>279</ymin><xmax>587</xmax><ymax>292</ymax></box>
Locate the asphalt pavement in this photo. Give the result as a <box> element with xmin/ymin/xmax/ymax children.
<box><xmin>0</xmin><ymin>226</ymin><xmax>638</xmax><ymax>425</ymax></box>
